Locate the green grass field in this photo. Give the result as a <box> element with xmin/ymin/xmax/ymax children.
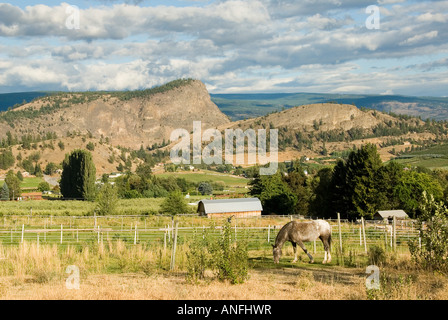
<box><xmin>393</xmin><ymin>143</ymin><xmax>448</xmax><ymax>169</ymax></box>
<box><xmin>0</xmin><ymin>177</ymin><xmax>46</xmax><ymax>190</ymax></box>
<box><xmin>157</xmin><ymin>170</ymin><xmax>249</xmax><ymax>186</ymax></box>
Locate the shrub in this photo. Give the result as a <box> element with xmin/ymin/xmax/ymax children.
<box><xmin>209</xmin><ymin>221</ymin><xmax>249</xmax><ymax>284</ymax></box>
<box><xmin>95</xmin><ymin>183</ymin><xmax>119</xmax><ymax>215</ymax></box>
<box><xmin>368</xmin><ymin>245</ymin><xmax>386</xmax><ymax>266</ymax></box>
<box><xmin>186</xmin><ymin>229</ymin><xmax>212</xmax><ymax>283</ymax></box>
<box><xmin>409</xmin><ymin>191</ymin><xmax>448</xmax><ymax>274</ymax></box>
<box><xmin>160</xmin><ymin>191</ymin><xmax>190</xmax><ymax>216</ymax></box>
<box><xmin>38</xmin><ymin>181</ymin><xmax>51</xmax><ymax>192</ymax></box>
<box><xmin>186</xmin><ymin>221</ymin><xmax>249</xmax><ymax>285</ymax></box>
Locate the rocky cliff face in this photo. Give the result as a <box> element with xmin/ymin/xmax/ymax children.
<box><xmin>223</xmin><ymin>103</ymin><xmax>393</xmax><ymax>132</ymax></box>
<box><xmin>0</xmin><ymin>80</ymin><xmax>230</xmax><ymax>149</ymax></box>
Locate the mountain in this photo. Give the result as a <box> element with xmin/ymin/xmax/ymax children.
<box><xmin>1</xmin><ymin>81</ymin><xmax>448</xmax><ymax>175</ymax></box>
<box><xmin>0</xmin><ymin>79</ymin><xmax>230</xmax><ymax>150</ymax></box>
<box><xmin>211</xmin><ymin>93</ymin><xmax>448</xmax><ymax>121</ymax></box>
<box><xmin>3</xmin><ymin>90</ymin><xmax>448</xmax><ymax>122</ymax></box>
<box><xmin>216</xmin><ymin>102</ymin><xmax>446</xmax><ymax>163</ymax></box>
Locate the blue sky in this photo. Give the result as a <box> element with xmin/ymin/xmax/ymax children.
<box><xmin>0</xmin><ymin>0</ymin><xmax>447</xmax><ymax>96</ymax></box>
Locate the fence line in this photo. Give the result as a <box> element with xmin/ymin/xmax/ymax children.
<box><xmin>0</xmin><ymin>217</ymin><xmax>420</xmax><ymax>252</ymax></box>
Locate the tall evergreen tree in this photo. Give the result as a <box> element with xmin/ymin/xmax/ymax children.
<box><xmin>1</xmin><ymin>182</ymin><xmax>9</xmax><ymax>200</ymax></box>
<box><xmin>283</xmin><ymin>166</ymin><xmax>311</xmax><ymax>216</ymax></box>
<box><xmin>60</xmin><ymin>149</ymin><xmax>96</xmax><ymax>200</ymax></box>
<box><xmin>309</xmin><ymin>167</ymin><xmax>334</xmax><ymax>218</ymax></box>
<box><xmin>5</xmin><ymin>170</ymin><xmax>21</xmax><ymax>200</ymax></box>
<box><xmin>329</xmin><ymin>144</ymin><xmax>383</xmax><ymax>219</ymax></box>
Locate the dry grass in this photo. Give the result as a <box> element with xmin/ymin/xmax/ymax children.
<box><xmin>0</xmin><ymin>241</ymin><xmax>447</xmax><ymax>300</ymax></box>
<box><xmin>0</xmin><ymin>268</ymin><xmax>368</xmax><ymax>300</ymax></box>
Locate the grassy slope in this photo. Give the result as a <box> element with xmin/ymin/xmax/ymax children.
<box><xmin>156</xmin><ymin>170</ymin><xmax>249</xmax><ymax>186</ymax></box>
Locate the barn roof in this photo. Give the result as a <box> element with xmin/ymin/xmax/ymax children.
<box><xmin>198</xmin><ymin>198</ymin><xmax>262</xmax><ymax>214</ymax></box>
<box><xmin>375</xmin><ymin>210</ymin><xmax>409</xmax><ymax>219</ymax></box>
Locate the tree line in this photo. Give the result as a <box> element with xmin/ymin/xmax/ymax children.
<box><xmin>250</xmin><ymin>143</ymin><xmax>447</xmax><ymax>220</ymax></box>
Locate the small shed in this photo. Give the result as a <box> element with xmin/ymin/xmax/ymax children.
<box><xmin>374</xmin><ymin>210</ymin><xmax>409</xmax><ymax>221</ymax></box>
<box><xmin>197</xmin><ymin>198</ymin><xmax>263</xmax><ymax>218</ymax></box>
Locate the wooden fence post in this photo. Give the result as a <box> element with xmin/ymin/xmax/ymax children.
<box><xmin>384</xmin><ymin>222</ymin><xmax>388</xmax><ymax>249</ymax></box>
<box><xmin>267</xmin><ymin>225</ymin><xmax>270</xmax><ymax>243</ymax></box>
<box><xmin>170</xmin><ymin>221</ymin><xmax>179</xmax><ymax>271</ymax></box>
<box><xmin>393</xmin><ymin>216</ymin><xmax>397</xmax><ymax>251</ymax></box>
<box><xmin>134</xmin><ymin>224</ymin><xmax>138</xmax><ymax>245</ymax></box>
<box><xmin>359</xmin><ymin>226</ymin><xmax>362</xmax><ymax>246</ymax></box>
<box><xmin>21</xmin><ymin>224</ymin><xmax>24</xmax><ymax>243</ymax></box>
<box><xmin>361</xmin><ymin>217</ymin><xmax>367</xmax><ymax>254</ymax></box>
<box><xmin>337</xmin><ymin>212</ymin><xmax>343</xmax><ymax>253</ymax></box>
<box><xmin>60</xmin><ymin>224</ymin><xmax>63</xmax><ymax>244</ymax></box>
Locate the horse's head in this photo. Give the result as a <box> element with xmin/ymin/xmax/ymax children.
<box><xmin>272</xmin><ymin>244</ymin><xmax>282</xmax><ymax>264</ymax></box>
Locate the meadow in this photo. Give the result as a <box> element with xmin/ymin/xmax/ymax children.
<box><xmin>0</xmin><ymin>203</ymin><xmax>446</xmax><ymax>300</ymax></box>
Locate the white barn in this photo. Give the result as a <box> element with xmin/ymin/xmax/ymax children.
<box><xmin>197</xmin><ymin>198</ymin><xmax>263</xmax><ymax>218</ymax></box>
<box><xmin>374</xmin><ymin>210</ymin><xmax>409</xmax><ymax>221</ymax></box>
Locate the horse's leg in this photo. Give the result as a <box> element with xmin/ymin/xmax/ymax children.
<box><xmin>291</xmin><ymin>242</ymin><xmax>298</xmax><ymax>263</ymax></box>
<box><xmin>297</xmin><ymin>241</ymin><xmax>314</xmax><ymax>263</ymax></box>
<box><xmin>320</xmin><ymin>236</ymin><xmax>331</xmax><ymax>264</ymax></box>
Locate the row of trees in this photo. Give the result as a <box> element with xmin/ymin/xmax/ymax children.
<box><xmin>52</xmin><ymin>143</ymin><xmax>448</xmax><ymax>220</ymax></box>
<box><xmin>250</xmin><ymin>144</ymin><xmax>447</xmax><ymax>220</ymax></box>
<box><xmin>58</xmin><ymin>149</ymin><xmax>219</xmax><ymax>214</ymax></box>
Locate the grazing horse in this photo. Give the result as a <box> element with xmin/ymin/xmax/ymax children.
<box><xmin>272</xmin><ymin>220</ymin><xmax>332</xmax><ymax>264</ymax></box>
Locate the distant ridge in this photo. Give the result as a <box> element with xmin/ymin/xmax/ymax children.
<box><xmin>211</xmin><ymin>92</ymin><xmax>448</xmax><ymax>121</ymax></box>
<box><xmin>0</xmin><ymin>92</ymin><xmax>49</xmax><ymax>111</ymax></box>
<box><xmin>3</xmin><ymin>90</ymin><xmax>448</xmax><ymax>121</ymax></box>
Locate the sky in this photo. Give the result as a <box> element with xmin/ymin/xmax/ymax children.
<box><xmin>0</xmin><ymin>0</ymin><xmax>447</xmax><ymax>96</ymax></box>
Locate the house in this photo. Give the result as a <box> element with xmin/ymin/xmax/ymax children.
<box><xmin>197</xmin><ymin>197</ymin><xmax>263</xmax><ymax>218</ymax></box>
<box><xmin>374</xmin><ymin>210</ymin><xmax>409</xmax><ymax>221</ymax></box>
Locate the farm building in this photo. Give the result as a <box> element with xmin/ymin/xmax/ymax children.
<box><xmin>21</xmin><ymin>192</ymin><xmax>44</xmax><ymax>200</ymax></box>
<box><xmin>197</xmin><ymin>198</ymin><xmax>263</xmax><ymax>218</ymax></box>
<box><xmin>374</xmin><ymin>210</ymin><xmax>409</xmax><ymax>221</ymax></box>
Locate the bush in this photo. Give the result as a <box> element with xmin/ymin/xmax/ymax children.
<box><xmin>95</xmin><ymin>183</ymin><xmax>119</xmax><ymax>215</ymax></box>
<box><xmin>38</xmin><ymin>181</ymin><xmax>51</xmax><ymax>192</ymax></box>
<box><xmin>198</xmin><ymin>181</ymin><xmax>213</xmax><ymax>195</ymax></box>
<box><xmin>209</xmin><ymin>221</ymin><xmax>249</xmax><ymax>284</ymax></box>
<box><xmin>409</xmin><ymin>191</ymin><xmax>448</xmax><ymax>274</ymax></box>
<box><xmin>186</xmin><ymin>229</ymin><xmax>212</xmax><ymax>283</ymax></box>
<box><xmin>160</xmin><ymin>191</ymin><xmax>190</xmax><ymax>216</ymax></box>
<box><xmin>368</xmin><ymin>245</ymin><xmax>386</xmax><ymax>266</ymax></box>
<box><xmin>186</xmin><ymin>221</ymin><xmax>249</xmax><ymax>285</ymax></box>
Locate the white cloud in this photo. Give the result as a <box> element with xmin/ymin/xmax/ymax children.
<box><xmin>0</xmin><ymin>0</ymin><xmax>447</xmax><ymax>96</ymax></box>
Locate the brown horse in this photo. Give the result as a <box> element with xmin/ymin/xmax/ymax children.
<box><xmin>272</xmin><ymin>220</ymin><xmax>332</xmax><ymax>264</ymax></box>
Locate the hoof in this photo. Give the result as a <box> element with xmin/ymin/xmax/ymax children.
<box><xmin>292</xmin><ymin>259</ymin><xmax>298</xmax><ymax>263</ymax></box>
<box><xmin>322</xmin><ymin>260</ymin><xmax>327</xmax><ymax>264</ymax></box>
<box><xmin>309</xmin><ymin>260</ymin><xmax>314</xmax><ymax>264</ymax></box>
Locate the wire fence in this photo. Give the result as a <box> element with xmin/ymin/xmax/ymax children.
<box><xmin>0</xmin><ymin>214</ymin><xmax>420</xmax><ymax>253</ymax></box>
